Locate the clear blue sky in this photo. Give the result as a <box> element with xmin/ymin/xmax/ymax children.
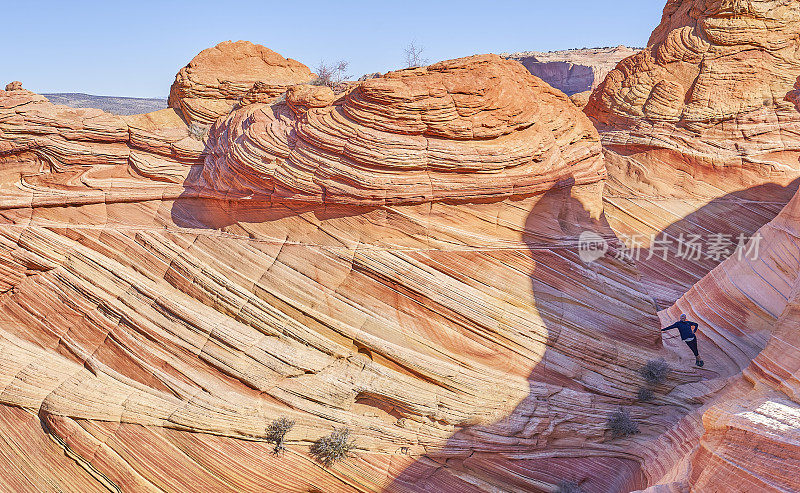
<box><xmin>2</xmin><ymin>1</ymin><xmax>665</xmax><ymax>98</ymax></box>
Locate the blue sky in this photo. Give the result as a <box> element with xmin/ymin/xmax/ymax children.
<box><xmin>2</xmin><ymin>1</ymin><xmax>665</xmax><ymax>98</ymax></box>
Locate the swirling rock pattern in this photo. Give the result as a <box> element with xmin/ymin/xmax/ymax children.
<box><xmin>0</xmin><ymin>50</ymin><xmax>710</xmax><ymax>492</ymax></box>
<box><xmin>200</xmin><ymin>54</ymin><xmax>606</xmax><ymax>206</ymax></box>
<box><xmin>634</xmin><ymin>180</ymin><xmax>800</xmax><ymax>492</ymax></box>
<box><xmin>3</xmin><ymin>3</ymin><xmax>800</xmax><ymax>488</ymax></box>
<box><xmin>586</xmin><ymin>0</ymin><xmax>800</xmax><ymax>198</ymax></box>
<box><xmin>168</xmin><ymin>40</ymin><xmax>315</xmax><ymax>125</ymax></box>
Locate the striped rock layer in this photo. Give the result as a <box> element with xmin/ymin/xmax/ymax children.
<box><xmin>199</xmin><ymin>54</ymin><xmax>606</xmax><ymax>206</ymax></box>
<box><xmin>168</xmin><ymin>40</ymin><xmax>315</xmax><ymax>126</ymax></box>
<box><xmin>0</xmin><ymin>49</ymin><xmax>705</xmax><ymax>492</ymax></box>
<box><xmin>3</xmin><ymin>2</ymin><xmax>800</xmax><ymax>488</ymax></box>
<box><xmin>586</xmin><ymin>0</ymin><xmax>800</xmax><ymax>199</ymax></box>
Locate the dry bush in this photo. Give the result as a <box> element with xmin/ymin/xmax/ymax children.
<box><xmin>608</xmin><ymin>408</ymin><xmax>639</xmax><ymax>437</ymax></box>
<box><xmin>266</xmin><ymin>417</ymin><xmax>295</xmax><ymax>455</ymax></box>
<box><xmin>310</xmin><ymin>427</ymin><xmax>355</xmax><ymax>466</ymax></box>
<box><xmin>404</xmin><ymin>41</ymin><xmax>428</xmax><ymax>68</ymax></box>
<box><xmin>556</xmin><ymin>480</ymin><xmax>583</xmax><ymax>493</ymax></box>
<box><xmin>312</xmin><ymin>60</ymin><xmax>350</xmax><ymax>90</ymax></box>
<box><xmin>639</xmin><ymin>359</ymin><xmax>670</xmax><ymax>386</ymax></box>
<box><xmin>637</xmin><ymin>387</ymin><xmax>655</xmax><ymax>402</ymax></box>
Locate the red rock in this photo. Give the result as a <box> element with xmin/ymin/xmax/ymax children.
<box><xmin>586</xmin><ymin>0</ymin><xmax>800</xmax><ymax>198</ymax></box>
<box><xmin>168</xmin><ymin>40</ymin><xmax>314</xmax><ymax>125</ymax></box>
<box><xmin>200</xmin><ymin>54</ymin><xmax>606</xmax><ymax>206</ymax></box>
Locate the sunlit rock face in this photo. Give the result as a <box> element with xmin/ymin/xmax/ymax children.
<box><xmin>586</xmin><ymin>0</ymin><xmax>800</xmax><ymax>200</ymax></box>
<box><xmin>3</xmin><ymin>1</ymin><xmax>800</xmax><ymax>486</ymax></box>
<box><xmin>168</xmin><ymin>40</ymin><xmax>315</xmax><ymax>126</ymax></box>
<box><xmin>0</xmin><ymin>48</ymin><xmax>690</xmax><ymax>492</ymax></box>
<box><xmin>634</xmin><ymin>182</ymin><xmax>800</xmax><ymax>492</ymax></box>
<box><xmin>199</xmin><ymin>54</ymin><xmax>606</xmax><ymax>206</ymax></box>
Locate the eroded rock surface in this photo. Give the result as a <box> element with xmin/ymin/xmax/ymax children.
<box><xmin>586</xmin><ymin>0</ymin><xmax>800</xmax><ymax>198</ymax></box>
<box><xmin>3</xmin><ymin>3</ymin><xmax>800</xmax><ymax>489</ymax></box>
<box><xmin>200</xmin><ymin>54</ymin><xmax>605</xmax><ymax>206</ymax></box>
<box><xmin>168</xmin><ymin>40</ymin><xmax>314</xmax><ymax>125</ymax></box>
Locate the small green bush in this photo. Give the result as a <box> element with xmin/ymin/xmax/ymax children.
<box><xmin>637</xmin><ymin>387</ymin><xmax>655</xmax><ymax>402</ymax></box>
<box><xmin>608</xmin><ymin>408</ymin><xmax>639</xmax><ymax>437</ymax></box>
<box><xmin>266</xmin><ymin>417</ymin><xmax>295</xmax><ymax>455</ymax></box>
<box><xmin>639</xmin><ymin>359</ymin><xmax>670</xmax><ymax>386</ymax></box>
<box><xmin>310</xmin><ymin>427</ymin><xmax>355</xmax><ymax>466</ymax></box>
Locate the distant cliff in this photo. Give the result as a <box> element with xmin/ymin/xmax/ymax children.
<box><xmin>42</xmin><ymin>93</ymin><xmax>166</xmax><ymax>115</ymax></box>
<box><xmin>502</xmin><ymin>46</ymin><xmax>637</xmax><ymax>95</ymax></box>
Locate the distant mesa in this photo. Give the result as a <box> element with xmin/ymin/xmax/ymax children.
<box><xmin>502</xmin><ymin>46</ymin><xmax>638</xmax><ymax>95</ymax></box>
<box><xmin>41</xmin><ymin>93</ymin><xmax>167</xmax><ymax>116</ymax></box>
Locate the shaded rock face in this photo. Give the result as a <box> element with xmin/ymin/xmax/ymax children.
<box><xmin>586</xmin><ymin>0</ymin><xmax>800</xmax><ymax>199</ymax></box>
<box><xmin>200</xmin><ymin>54</ymin><xmax>605</xmax><ymax>206</ymax></box>
<box><xmin>168</xmin><ymin>40</ymin><xmax>314</xmax><ymax>125</ymax></box>
<box><xmin>504</xmin><ymin>46</ymin><xmax>637</xmax><ymax>96</ymax></box>
<box><xmin>648</xmin><ymin>182</ymin><xmax>800</xmax><ymax>493</ymax></box>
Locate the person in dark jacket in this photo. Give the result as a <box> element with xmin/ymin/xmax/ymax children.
<box><xmin>662</xmin><ymin>314</ymin><xmax>704</xmax><ymax>367</ymax></box>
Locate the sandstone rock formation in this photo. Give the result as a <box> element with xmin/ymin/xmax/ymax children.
<box><xmin>3</xmin><ymin>1</ymin><xmax>800</xmax><ymax>489</ymax></box>
<box><xmin>0</xmin><ymin>47</ymin><xmax>702</xmax><ymax>492</ymax></box>
<box><xmin>637</xmin><ymin>177</ymin><xmax>800</xmax><ymax>492</ymax></box>
<box><xmin>586</xmin><ymin>0</ymin><xmax>800</xmax><ymax>198</ymax></box>
<box><xmin>168</xmin><ymin>40</ymin><xmax>315</xmax><ymax>125</ymax></box>
<box><xmin>199</xmin><ymin>54</ymin><xmax>605</xmax><ymax>206</ymax></box>
<box><xmin>503</xmin><ymin>46</ymin><xmax>637</xmax><ymax>95</ymax></box>
<box><xmin>0</xmin><ymin>86</ymin><xmax>203</xmax><ymax>185</ymax></box>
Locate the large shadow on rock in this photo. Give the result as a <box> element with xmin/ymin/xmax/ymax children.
<box><xmin>386</xmin><ymin>178</ymin><xmax>800</xmax><ymax>493</ymax></box>
<box><xmin>167</xmin><ymin>136</ymin><xmax>799</xmax><ymax>491</ymax></box>
<box><xmin>606</xmin><ymin>178</ymin><xmax>800</xmax><ymax>310</ymax></box>
<box><xmin>387</xmin><ymin>180</ymin><xmax>659</xmax><ymax>493</ymax></box>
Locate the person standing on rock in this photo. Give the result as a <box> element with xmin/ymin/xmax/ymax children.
<box><xmin>661</xmin><ymin>314</ymin><xmax>704</xmax><ymax>367</ymax></box>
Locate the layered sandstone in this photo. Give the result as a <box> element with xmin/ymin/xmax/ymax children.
<box><xmin>631</xmin><ymin>178</ymin><xmax>800</xmax><ymax>492</ymax></box>
<box><xmin>0</xmin><ymin>48</ymin><xmax>712</xmax><ymax>492</ymax></box>
<box><xmin>199</xmin><ymin>54</ymin><xmax>605</xmax><ymax>206</ymax></box>
<box><xmin>503</xmin><ymin>46</ymin><xmax>637</xmax><ymax>96</ymax></box>
<box><xmin>3</xmin><ymin>1</ymin><xmax>800</xmax><ymax>487</ymax></box>
<box><xmin>168</xmin><ymin>40</ymin><xmax>314</xmax><ymax>125</ymax></box>
<box><xmin>587</xmin><ymin>0</ymin><xmax>800</xmax><ymax>198</ymax></box>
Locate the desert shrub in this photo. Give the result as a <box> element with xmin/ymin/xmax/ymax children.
<box><xmin>310</xmin><ymin>427</ymin><xmax>355</xmax><ymax>466</ymax></box>
<box><xmin>266</xmin><ymin>417</ymin><xmax>295</xmax><ymax>455</ymax></box>
<box><xmin>608</xmin><ymin>408</ymin><xmax>639</xmax><ymax>437</ymax></box>
<box><xmin>188</xmin><ymin>122</ymin><xmax>210</xmax><ymax>141</ymax></box>
<box><xmin>637</xmin><ymin>387</ymin><xmax>655</xmax><ymax>402</ymax></box>
<box><xmin>312</xmin><ymin>60</ymin><xmax>349</xmax><ymax>89</ymax></box>
<box><xmin>403</xmin><ymin>41</ymin><xmax>428</xmax><ymax>68</ymax></box>
<box><xmin>556</xmin><ymin>480</ymin><xmax>583</xmax><ymax>493</ymax></box>
<box><xmin>639</xmin><ymin>359</ymin><xmax>670</xmax><ymax>386</ymax></box>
